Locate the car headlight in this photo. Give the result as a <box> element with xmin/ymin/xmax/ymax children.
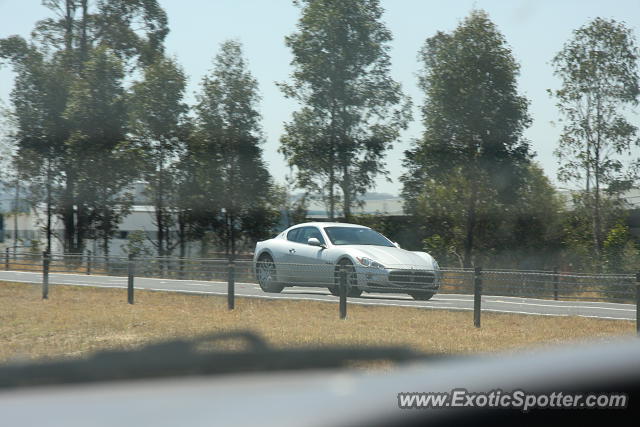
<box><xmin>356</xmin><ymin>256</ymin><xmax>386</xmax><ymax>270</ymax></box>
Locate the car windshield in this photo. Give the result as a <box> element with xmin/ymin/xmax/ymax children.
<box><xmin>324</xmin><ymin>227</ymin><xmax>395</xmax><ymax>247</ymax></box>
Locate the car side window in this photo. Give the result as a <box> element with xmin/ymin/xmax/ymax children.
<box><xmin>296</xmin><ymin>227</ymin><xmax>325</xmax><ymax>245</ymax></box>
<box><xmin>286</xmin><ymin>228</ymin><xmax>300</xmax><ymax>242</ymax></box>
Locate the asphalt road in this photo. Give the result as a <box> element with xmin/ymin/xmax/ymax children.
<box><xmin>0</xmin><ymin>270</ymin><xmax>636</xmax><ymax>321</ymax></box>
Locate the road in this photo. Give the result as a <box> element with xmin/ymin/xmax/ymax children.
<box><xmin>0</xmin><ymin>270</ymin><xmax>636</xmax><ymax>321</ymax></box>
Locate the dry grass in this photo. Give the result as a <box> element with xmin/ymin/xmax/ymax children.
<box><xmin>0</xmin><ymin>280</ymin><xmax>635</xmax><ymax>365</ymax></box>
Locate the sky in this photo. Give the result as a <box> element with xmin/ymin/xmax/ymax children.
<box><xmin>1</xmin><ymin>0</ymin><xmax>640</xmax><ymax>196</ymax></box>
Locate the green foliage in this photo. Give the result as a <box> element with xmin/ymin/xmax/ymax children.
<box><xmin>402</xmin><ymin>10</ymin><xmax>532</xmax><ymax>267</ymax></box>
<box><xmin>63</xmin><ymin>47</ymin><xmax>135</xmax><ymax>257</ymax></box>
<box><xmin>129</xmin><ymin>55</ymin><xmax>188</xmax><ymax>256</ymax></box>
<box><xmin>121</xmin><ymin>230</ymin><xmax>153</xmax><ymax>258</ymax></box>
<box><xmin>35</xmin><ymin>0</ymin><xmax>168</xmax><ymax>68</ymax></box>
<box><xmin>404</xmin><ymin>161</ymin><xmax>564</xmax><ymax>269</ymax></box>
<box><xmin>560</xmin><ymin>191</ymin><xmax>639</xmax><ymax>273</ymax></box>
<box><xmin>29</xmin><ymin>240</ymin><xmax>41</xmax><ymax>257</ymax></box>
<box><xmin>422</xmin><ymin>234</ymin><xmax>463</xmax><ymax>267</ymax></box>
<box><xmin>602</xmin><ymin>223</ymin><xmax>636</xmax><ymax>273</ymax></box>
<box><xmin>280</xmin><ymin>0</ymin><xmax>411</xmax><ymax>220</ymax></box>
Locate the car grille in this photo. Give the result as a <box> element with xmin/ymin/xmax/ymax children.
<box><xmin>388</xmin><ymin>270</ymin><xmax>437</xmax><ymax>288</ymax></box>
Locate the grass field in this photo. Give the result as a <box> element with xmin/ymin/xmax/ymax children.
<box><xmin>0</xmin><ymin>280</ymin><xmax>635</xmax><ymax>365</ymax></box>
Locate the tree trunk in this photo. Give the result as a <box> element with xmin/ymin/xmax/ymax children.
<box><xmin>46</xmin><ymin>191</ymin><xmax>52</xmax><ymax>254</ymax></box>
<box><xmin>592</xmin><ymin>143</ymin><xmax>602</xmax><ymax>269</ymax></box>
<box><xmin>200</xmin><ymin>235</ymin><xmax>208</xmax><ymax>258</ymax></box>
<box><xmin>63</xmin><ymin>177</ymin><xmax>75</xmax><ymax>254</ymax></box>
<box><xmin>79</xmin><ymin>0</ymin><xmax>88</xmax><ymax>65</ymax></box>
<box><xmin>178</xmin><ymin>212</ymin><xmax>186</xmax><ymax>259</ymax></box>
<box><xmin>329</xmin><ymin>161</ymin><xmax>335</xmax><ymax>221</ymax></box>
<box><xmin>463</xmin><ymin>181</ymin><xmax>478</xmax><ymax>269</ymax></box>
<box><xmin>75</xmin><ymin>203</ymin><xmax>86</xmax><ymax>255</ymax></box>
<box><xmin>342</xmin><ymin>163</ymin><xmax>351</xmax><ymax>222</ymax></box>
<box><xmin>155</xmin><ymin>177</ymin><xmax>165</xmax><ymax>257</ymax></box>
<box><xmin>178</xmin><ymin>212</ymin><xmax>186</xmax><ymax>279</ymax></box>
<box><xmin>230</xmin><ymin>211</ymin><xmax>236</xmax><ymax>262</ymax></box>
<box><xmin>64</xmin><ymin>0</ymin><xmax>74</xmax><ymax>54</ymax></box>
<box><xmin>13</xmin><ymin>180</ymin><xmax>19</xmax><ymax>256</ymax></box>
<box><xmin>328</xmin><ymin>112</ymin><xmax>337</xmax><ymax>221</ymax></box>
<box><xmin>102</xmin><ymin>235</ymin><xmax>109</xmax><ymax>262</ymax></box>
<box><xmin>223</xmin><ymin>210</ymin><xmax>229</xmax><ymax>258</ymax></box>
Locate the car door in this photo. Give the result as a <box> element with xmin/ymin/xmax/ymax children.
<box><xmin>276</xmin><ymin>227</ymin><xmax>302</xmax><ymax>285</ymax></box>
<box><xmin>287</xmin><ymin>226</ymin><xmax>327</xmax><ymax>286</ymax></box>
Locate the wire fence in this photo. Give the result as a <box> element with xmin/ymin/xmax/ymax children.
<box><xmin>2</xmin><ymin>250</ymin><xmax>639</xmax><ymax>332</ymax></box>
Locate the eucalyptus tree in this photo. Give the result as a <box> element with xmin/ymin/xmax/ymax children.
<box><xmin>194</xmin><ymin>40</ymin><xmax>275</xmax><ymax>259</ymax></box>
<box><xmin>0</xmin><ymin>0</ymin><xmax>168</xmax><ymax>254</ymax></box>
<box><xmin>63</xmin><ymin>47</ymin><xmax>135</xmax><ymax>258</ymax></box>
<box><xmin>280</xmin><ymin>0</ymin><xmax>411</xmax><ymax>221</ymax></box>
<box><xmin>550</xmin><ymin>18</ymin><xmax>639</xmax><ymax>262</ymax></box>
<box><xmin>0</xmin><ymin>36</ymin><xmax>68</xmax><ymax>253</ymax></box>
<box><xmin>129</xmin><ymin>56</ymin><xmax>188</xmax><ymax>257</ymax></box>
<box><xmin>402</xmin><ymin>10</ymin><xmax>531</xmax><ymax>268</ymax></box>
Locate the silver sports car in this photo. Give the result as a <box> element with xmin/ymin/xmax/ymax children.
<box><xmin>253</xmin><ymin>222</ymin><xmax>440</xmax><ymax>300</ymax></box>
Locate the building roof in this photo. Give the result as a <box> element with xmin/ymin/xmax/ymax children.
<box><xmin>303</xmin><ymin>194</ymin><xmax>405</xmax><ymax>218</ymax></box>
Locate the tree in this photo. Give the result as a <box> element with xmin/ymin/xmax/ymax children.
<box><xmin>1</xmin><ymin>0</ymin><xmax>168</xmax><ymax>255</ymax></box>
<box><xmin>561</xmin><ymin>191</ymin><xmax>629</xmax><ymax>272</ymax></box>
<box><xmin>63</xmin><ymin>47</ymin><xmax>135</xmax><ymax>258</ymax></box>
<box><xmin>490</xmin><ymin>163</ymin><xmax>564</xmax><ymax>269</ymax></box>
<box><xmin>0</xmin><ymin>118</ymin><xmax>25</xmax><ymax>256</ymax></box>
<box><xmin>402</xmin><ymin>10</ymin><xmax>531</xmax><ymax>268</ymax></box>
<box><xmin>34</xmin><ymin>0</ymin><xmax>168</xmax><ymax>69</ymax></box>
<box><xmin>280</xmin><ymin>0</ymin><xmax>411</xmax><ymax>221</ymax></box>
<box><xmin>0</xmin><ymin>112</ymin><xmax>16</xmax><ymax>185</ymax></box>
<box><xmin>410</xmin><ymin>163</ymin><xmax>562</xmax><ymax>269</ymax></box>
<box><xmin>193</xmin><ymin>40</ymin><xmax>276</xmax><ymax>260</ymax></box>
<box><xmin>0</xmin><ymin>36</ymin><xmax>68</xmax><ymax>254</ymax></box>
<box><xmin>550</xmin><ymin>18</ymin><xmax>639</xmax><ymax>264</ymax></box>
<box><xmin>129</xmin><ymin>56</ymin><xmax>188</xmax><ymax>257</ymax></box>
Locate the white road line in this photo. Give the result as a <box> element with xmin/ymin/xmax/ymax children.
<box><xmin>0</xmin><ymin>273</ymin><xmax>635</xmax><ymax>319</ymax></box>
<box><xmin>151</xmin><ymin>290</ymin><xmax>633</xmax><ymax>320</ymax></box>
<box><xmin>485</xmin><ymin>300</ymin><xmax>635</xmax><ymax>312</ymax></box>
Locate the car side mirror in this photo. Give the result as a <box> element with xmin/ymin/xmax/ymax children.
<box><xmin>308</xmin><ymin>237</ymin><xmax>324</xmax><ymax>247</ymax></box>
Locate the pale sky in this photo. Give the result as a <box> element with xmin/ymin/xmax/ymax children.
<box><xmin>1</xmin><ymin>0</ymin><xmax>639</xmax><ymax>196</ymax></box>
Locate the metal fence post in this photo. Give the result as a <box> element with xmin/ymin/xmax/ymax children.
<box><xmin>473</xmin><ymin>266</ymin><xmax>482</xmax><ymax>328</ymax></box>
<box><xmin>339</xmin><ymin>268</ymin><xmax>347</xmax><ymax>320</ymax></box>
<box><xmin>636</xmin><ymin>272</ymin><xmax>640</xmax><ymax>337</ymax></box>
<box><xmin>228</xmin><ymin>262</ymin><xmax>235</xmax><ymax>310</ymax></box>
<box><xmin>127</xmin><ymin>254</ymin><xmax>135</xmax><ymax>304</ymax></box>
<box><xmin>86</xmin><ymin>250</ymin><xmax>92</xmax><ymax>275</ymax></box>
<box><xmin>4</xmin><ymin>247</ymin><xmax>8</xmax><ymax>270</ymax></box>
<box><xmin>553</xmin><ymin>267</ymin><xmax>559</xmax><ymax>301</ymax></box>
<box><xmin>42</xmin><ymin>251</ymin><xmax>49</xmax><ymax>300</ymax></box>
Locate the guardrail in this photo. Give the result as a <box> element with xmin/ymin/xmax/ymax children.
<box><xmin>2</xmin><ymin>251</ymin><xmax>639</xmax><ymax>333</ymax></box>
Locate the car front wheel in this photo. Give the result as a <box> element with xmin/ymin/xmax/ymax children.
<box><xmin>256</xmin><ymin>254</ymin><xmax>284</xmax><ymax>293</ymax></box>
<box><xmin>409</xmin><ymin>291</ymin><xmax>434</xmax><ymax>301</ymax></box>
<box><xmin>329</xmin><ymin>259</ymin><xmax>363</xmax><ymax>298</ymax></box>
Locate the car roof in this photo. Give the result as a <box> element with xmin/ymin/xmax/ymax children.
<box><xmin>290</xmin><ymin>222</ymin><xmax>369</xmax><ymax>229</ymax></box>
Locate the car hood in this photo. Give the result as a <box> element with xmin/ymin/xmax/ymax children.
<box><xmin>344</xmin><ymin>245</ymin><xmax>435</xmax><ymax>269</ymax></box>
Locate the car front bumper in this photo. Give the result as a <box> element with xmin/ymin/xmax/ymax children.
<box><xmin>354</xmin><ymin>267</ymin><xmax>441</xmax><ymax>293</ymax></box>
